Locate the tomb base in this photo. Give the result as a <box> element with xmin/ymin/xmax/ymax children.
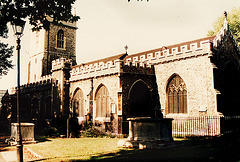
<box><xmin>8</xmin><ymin>123</ymin><xmax>36</xmax><ymax>146</ymax></box>
<box><xmin>118</xmin><ymin>117</ymin><xmax>174</xmax><ymax>149</ymax></box>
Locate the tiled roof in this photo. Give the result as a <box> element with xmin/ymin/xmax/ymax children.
<box><xmin>73</xmin><ymin>35</ymin><xmax>216</xmax><ymax>68</ymax></box>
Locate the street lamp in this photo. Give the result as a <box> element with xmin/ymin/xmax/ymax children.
<box><xmin>11</xmin><ymin>18</ymin><xmax>26</xmax><ymax>162</ymax></box>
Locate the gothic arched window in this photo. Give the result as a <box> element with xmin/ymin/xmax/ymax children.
<box><xmin>57</xmin><ymin>30</ymin><xmax>64</xmax><ymax>49</ymax></box>
<box><xmin>72</xmin><ymin>88</ymin><xmax>84</xmax><ymax>117</ymax></box>
<box><xmin>166</xmin><ymin>74</ymin><xmax>187</xmax><ymax>114</ymax></box>
<box><xmin>95</xmin><ymin>85</ymin><xmax>110</xmax><ymax>117</ymax></box>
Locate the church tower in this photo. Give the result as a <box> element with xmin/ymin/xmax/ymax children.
<box><xmin>28</xmin><ymin>17</ymin><xmax>77</xmax><ymax>83</ymax></box>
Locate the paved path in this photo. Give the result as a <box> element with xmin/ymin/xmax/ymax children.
<box><xmin>0</xmin><ymin>134</ymin><xmax>17</xmax><ymax>162</ymax></box>
<box><xmin>0</xmin><ymin>150</ymin><xmax>16</xmax><ymax>162</ymax></box>
<box><xmin>0</xmin><ymin>151</ymin><xmax>7</xmax><ymax>162</ymax></box>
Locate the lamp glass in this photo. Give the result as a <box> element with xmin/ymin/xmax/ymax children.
<box><xmin>11</xmin><ymin>19</ymin><xmax>26</xmax><ymax>36</ymax></box>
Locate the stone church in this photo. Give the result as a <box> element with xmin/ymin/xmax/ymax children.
<box><xmin>2</xmin><ymin>14</ymin><xmax>240</xmax><ymax>136</ymax></box>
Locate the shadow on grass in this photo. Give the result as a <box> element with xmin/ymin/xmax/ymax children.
<box><xmin>71</xmin><ymin>131</ymin><xmax>240</xmax><ymax>162</ymax></box>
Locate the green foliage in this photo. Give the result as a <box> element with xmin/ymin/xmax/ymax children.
<box><xmin>44</xmin><ymin>127</ymin><xmax>60</xmax><ymax>137</ymax></box>
<box><xmin>80</xmin><ymin>120</ymin><xmax>116</xmax><ymax>138</ymax></box>
<box><xmin>80</xmin><ymin>127</ymin><xmax>104</xmax><ymax>138</ymax></box>
<box><xmin>0</xmin><ymin>0</ymin><xmax>80</xmax><ymax>32</ymax></box>
<box><xmin>0</xmin><ymin>42</ymin><xmax>13</xmax><ymax>76</ymax></box>
<box><xmin>208</xmin><ymin>7</ymin><xmax>240</xmax><ymax>45</ymax></box>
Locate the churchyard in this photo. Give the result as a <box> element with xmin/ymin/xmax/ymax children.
<box><xmin>2</xmin><ymin>131</ymin><xmax>240</xmax><ymax>161</ymax></box>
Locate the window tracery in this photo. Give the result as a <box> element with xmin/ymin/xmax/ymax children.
<box><xmin>96</xmin><ymin>85</ymin><xmax>110</xmax><ymax>117</ymax></box>
<box><xmin>167</xmin><ymin>75</ymin><xmax>187</xmax><ymax>114</ymax></box>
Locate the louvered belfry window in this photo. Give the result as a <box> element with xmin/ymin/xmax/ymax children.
<box><xmin>167</xmin><ymin>75</ymin><xmax>187</xmax><ymax>114</ymax></box>
<box><xmin>72</xmin><ymin>89</ymin><xmax>84</xmax><ymax>117</ymax></box>
<box><xmin>96</xmin><ymin>85</ymin><xmax>110</xmax><ymax>117</ymax></box>
<box><xmin>57</xmin><ymin>30</ymin><xmax>64</xmax><ymax>49</ymax></box>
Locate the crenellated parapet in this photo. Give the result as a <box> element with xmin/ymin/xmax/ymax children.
<box><xmin>125</xmin><ymin>37</ymin><xmax>214</xmax><ymax>65</ymax></box>
<box><xmin>69</xmin><ymin>37</ymin><xmax>215</xmax><ymax>82</ymax></box>
<box><xmin>122</xmin><ymin>61</ymin><xmax>154</xmax><ymax>75</ymax></box>
<box><xmin>52</xmin><ymin>58</ymin><xmax>72</xmax><ymax>72</ymax></box>
<box><xmin>9</xmin><ymin>78</ymin><xmax>53</xmax><ymax>95</ymax></box>
<box><xmin>39</xmin><ymin>74</ymin><xmax>52</xmax><ymax>82</ymax></box>
<box><xmin>70</xmin><ymin>59</ymin><xmax>122</xmax><ymax>81</ymax></box>
<box><xmin>70</xmin><ymin>55</ymin><xmax>158</xmax><ymax>81</ymax></box>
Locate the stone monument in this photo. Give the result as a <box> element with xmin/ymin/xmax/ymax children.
<box><xmin>118</xmin><ymin>117</ymin><xmax>173</xmax><ymax>149</ymax></box>
<box><xmin>8</xmin><ymin>123</ymin><xmax>36</xmax><ymax>145</ymax></box>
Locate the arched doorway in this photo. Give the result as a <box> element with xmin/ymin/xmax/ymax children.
<box><xmin>129</xmin><ymin>80</ymin><xmax>153</xmax><ymax>117</ymax></box>
<box><xmin>31</xmin><ymin>98</ymin><xmax>40</xmax><ymax>120</ymax></box>
<box><xmin>95</xmin><ymin>85</ymin><xmax>110</xmax><ymax>118</ymax></box>
<box><xmin>221</xmin><ymin>62</ymin><xmax>240</xmax><ymax>115</ymax></box>
<box><xmin>166</xmin><ymin>74</ymin><xmax>187</xmax><ymax>114</ymax></box>
<box><xmin>45</xmin><ymin>96</ymin><xmax>51</xmax><ymax>119</ymax></box>
<box><xmin>72</xmin><ymin>88</ymin><xmax>84</xmax><ymax>117</ymax></box>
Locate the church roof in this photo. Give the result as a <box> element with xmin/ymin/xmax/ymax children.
<box><xmin>73</xmin><ymin>35</ymin><xmax>216</xmax><ymax>68</ymax></box>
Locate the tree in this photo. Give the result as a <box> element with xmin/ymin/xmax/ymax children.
<box><xmin>0</xmin><ymin>0</ymin><xmax>80</xmax><ymax>76</ymax></box>
<box><xmin>0</xmin><ymin>42</ymin><xmax>13</xmax><ymax>76</ymax></box>
<box><xmin>0</xmin><ymin>11</ymin><xmax>13</xmax><ymax>76</ymax></box>
<box><xmin>208</xmin><ymin>7</ymin><xmax>240</xmax><ymax>45</ymax></box>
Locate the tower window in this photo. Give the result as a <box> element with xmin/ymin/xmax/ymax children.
<box><xmin>57</xmin><ymin>30</ymin><xmax>64</xmax><ymax>49</ymax></box>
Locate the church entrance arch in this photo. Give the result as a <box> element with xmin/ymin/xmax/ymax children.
<box><xmin>128</xmin><ymin>80</ymin><xmax>152</xmax><ymax>117</ymax></box>
<box><xmin>31</xmin><ymin>98</ymin><xmax>40</xmax><ymax>120</ymax></box>
<box><xmin>221</xmin><ymin>61</ymin><xmax>240</xmax><ymax>115</ymax></box>
<box><xmin>45</xmin><ymin>96</ymin><xmax>51</xmax><ymax>119</ymax></box>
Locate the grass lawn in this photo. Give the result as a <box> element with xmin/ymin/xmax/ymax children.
<box><xmin>25</xmin><ymin>132</ymin><xmax>240</xmax><ymax>161</ymax></box>
<box><xmin>26</xmin><ymin>137</ymin><xmax>127</xmax><ymax>161</ymax></box>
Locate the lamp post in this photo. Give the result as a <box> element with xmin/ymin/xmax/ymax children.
<box><xmin>11</xmin><ymin>19</ymin><xmax>25</xmax><ymax>162</ymax></box>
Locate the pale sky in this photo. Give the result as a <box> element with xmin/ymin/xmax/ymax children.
<box><xmin>0</xmin><ymin>0</ymin><xmax>240</xmax><ymax>90</ymax></box>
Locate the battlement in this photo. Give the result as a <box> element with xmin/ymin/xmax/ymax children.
<box><xmin>69</xmin><ymin>37</ymin><xmax>214</xmax><ymax>81</ymax></box>
<box><xmin>122</xmin><ymin>61</ymin><xmax>154</xmax><ymax>75</ymax></box>
<box><xmin>70</xmin><ymin>59</ymin><xmax>122</xmax><ymax>81</ymax></box>
<box><xmin>125</xmin><ymin>37</ymin><xmax>214</xmax><ymax>65</ymax></box>
<box><xmin>52</xmin><ymin>58</ymin><xmax>72</xmax><ymax>71</ymax></box>
<box><xmin>39</xmin><ymin>74</ymin><xmax>52</xmax><ymax>82</ymax></box>
<box><xmin>70</xmin><ymin>56</ymin><xmax>156</xmax><ymax>81</ymax></box>
<box><xmin>9</xmin><ymin>78</ymin><xmax>53</xmax><ymax>95</ymax></box>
